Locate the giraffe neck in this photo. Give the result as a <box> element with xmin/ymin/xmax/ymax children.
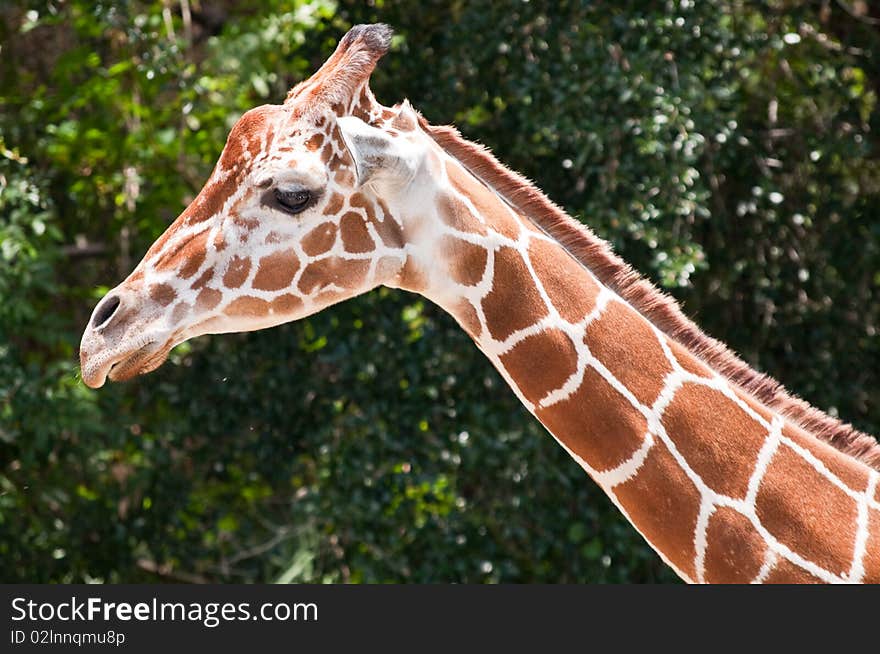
<box><xmin>395</xmin><ymin>138</ymin><xmax>880</xmax><ymax>583</ymax></box>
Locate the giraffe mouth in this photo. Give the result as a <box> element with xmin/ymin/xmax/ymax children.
<box><xmin>81</xmin><ymin>337</ymin><xmax>171</xmax><ymax>389</ymax></box>
<box><xmin>106</xmin><ymin>340</ymin><xmax>171</xmax><ymax>383</ymax></box>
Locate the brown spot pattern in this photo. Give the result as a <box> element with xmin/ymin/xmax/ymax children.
<box><xmin>614</xmin><ymin>440</ymin><xmax>701</xmax><ymax>580</ymax></box>
<box><xmin>302</xmin><ymin>223</ymin><xmax>338</xmax><ymax>257</ymax></box>
<box><xmin>180</xmin><ymin>180</ymin><xmax>232</xmax><ymax>226</ymax></box>
<box><xmin>662</xmin><ymin>383</ymin><xmax>768</xmax><ymax>500</ymax></box>
<box><xmin>298</xmin><ymin>257</ymin><xmax>370</xmax><ymax>295</ymax></box>
<box><xmin>222</xmin><ymin>256</ymin><xmax>251</xmax><ymax>289</ymax></box>
<box><xmin>270</xmin><ymin>294</ymin><xmax>303</xmax><ymax>315</ymax></box>
<box><xmin>703</xmin><ymin>506</ymin><xmax>767</xmax><ymax>583</ymax></box>
<box><xmin>782</xmin><ymin>424</ymin><xmax>870</xmax><ymax>493</ymax></box>
<box><xmin>481</xmin><ymin>246</ymin><xmax>547</xmax><ymax>342</ymax></box>
<box><xmin>305</xmin><ymin>132</ymin><xmax>324</xmax><ymax>151</ymax></box>
<box><xmin>438</xmin><ymin>235</ymin><xmax>487</xmax><ymax>287</ymax></box>
<box><xmin>437</xmin><ymin>192</ymin><xmax>487</xmax><ymax>235</ymax></box>
<box><xmin>501</xmin><ymin>329</ymin><xmax>577</xmax><ymax>405</ymax></box>
<box><xmin>154</xmin><ymin>230</ymin><xmax>209</xmax><ymax>279</ymax></box>
<box><xmin>450</xmin><ymin>299</ymin><xmax>481</xmax><ymax>339</ymax></box>
<box><xmin>528</xmin><ymin>239</ymin><xmax>599</xmax><ymax>323</ymax></box>
<box><xmin>668</xmin><ymin>339</ymin><xmax>714</xmax><ymax>378</ymax></box>
<box><xmin>862</xmin><ymin>508</ymin><xmax>880</xmax><ymax>582</ymax></box>
<box><xmin>537</xmin><ymin>367</ymin><xmax>648</xmax><ymax>472</ymax></box>
<box><xmin>180</xmin><ymin>232</ymin><xmax>209</xmax><ymax>279</ymax></box>
<box><xmin>399</xmin><ymin>255</ymin><xmax>429</xmax><ymax>293</ymax></box>
<box><xmin>233</xmin><ymin>215</ymin><xmax>259</xmax><ymax>233</ymax></box>
<box><xmin>366</xmin><ymin>212</ymin><xmax>402</xmax><ymax>248</ymax></box>
<box><xmin>190</xmin><ymin>266</ymin><xmax>215</xmax><ymax>290</ymax></box>
<box><xmin>445</xmin><ymin>160</ymin><xmax>521</xmax><ymax>239</ymax></box>
<box><xmin>330</xmin><ymin>125</ymin><xmax>347</xmax><ymax>151</ymax></box>
<box><xmin>340</xmin><ymin>213</ymin><xmax>374</xmax><ymax>253</ymax></box>
<box><xmin>149</xmin><ymin>283</ymin><xmax>176</xmax><ymax>307</ymax></box>
<box><xmin>756</xmin><ymin>443</ymin><xmax>858</xmax><ymax>576</ymax></box>
<box><xmin>171</xmin><ymin>302</ymin><xmax>190</xmax><ymax>325</ymax></box>
<box><xmin>585</xmin><ymin>300</ymin><xmax>671</xmax><ymax>406</ymax></box>
<box><xmin>143</xmin><ymin>227</ymin><xmax>174</xmax><ymax>261</ymax></box>
<box><xmin>196</xmin><ymin>287</ymin><xmax>222</xmax><ymax>311</ymax></box>
<box><xmin>763</xmin><ymin>558</ymin><xmax>824</xmax><ymax>584</ymax></box>
<box><xmin>735</xmin><ymin>390</ymin><xmax>776</xmax><ymax>424</ymax></box>
<box><xmin>349</xmin><ymin>193</ymin><xmax>376</xmax><ymax>221</ymax></box>
<box><xmin>252</xmin><ymin>249</ymin><xmax>300</xmax><ymax>291</ymax></box>
<box><xmin>334</xmin><ymin>168</ymin><xmax>355</xmax><ymax>187</ymax></box>
<box><xmin>225</xmin><ymin>296</ymin><xmax>270</xmax><ymax>317</ymax></box>
<box><xmin>322</xmin><ymin>192</ymin><xmax>344</xmax><ymax>216</ymax></box>
<box><xmin>371</xmin><ymin>199</ymin><xmax>403</xmax><ymax>247</ymax></box>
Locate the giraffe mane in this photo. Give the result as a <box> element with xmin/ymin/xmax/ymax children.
<box><xmin>418</xmin><ymin>115</ymin><xmax>880</xmax><ymax>471</ymax></box>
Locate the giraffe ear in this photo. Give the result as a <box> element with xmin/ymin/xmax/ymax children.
<box><xmin>336</xmin><ymin>112</ymin><xmax>420</xmax><ymax>188</ymax></box>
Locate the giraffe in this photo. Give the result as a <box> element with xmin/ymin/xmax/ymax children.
<box><xmin>79</xmin><ymin>24</ymin><xmax>880</xmax><ymax>583</ymax></box>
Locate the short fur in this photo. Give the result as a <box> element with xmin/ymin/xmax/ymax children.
<box><xmin>420</xmin><ymin>116</ymin><xmax>880</xmax><ymax>470</ymax></box>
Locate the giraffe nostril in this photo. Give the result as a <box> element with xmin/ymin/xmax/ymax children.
<box><xmin>92</xmin><ymin>295</ymin><xmax>121</xmax><ymax>329</ymax></box>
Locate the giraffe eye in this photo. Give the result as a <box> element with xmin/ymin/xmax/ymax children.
<box><xmin>274</xmin><ymin>188</ymin><xmax>313</xmax><ymax>214</ymax></box>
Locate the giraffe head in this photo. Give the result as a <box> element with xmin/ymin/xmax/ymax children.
<box><xmin>80</xmin><ymin>24</ymin><xmax>433</xmax><ymax>388</ymax></box>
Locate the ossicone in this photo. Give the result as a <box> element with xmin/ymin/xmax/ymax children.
<box><xmin>285</xmin><ymin>23</ymin><xmax>394</xmax><ymax>108</ymax></box>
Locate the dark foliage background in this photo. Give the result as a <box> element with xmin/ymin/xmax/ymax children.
<box><xmin>1</xmin><ymin>0</ymin><xmax>878</xmax><ymax>583</ymax></box>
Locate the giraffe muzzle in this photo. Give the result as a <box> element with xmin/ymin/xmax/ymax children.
<box><xmin>80</xmin><ymin>288</ymin><xmax>174</xmax><ymax>389</ymax></box>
